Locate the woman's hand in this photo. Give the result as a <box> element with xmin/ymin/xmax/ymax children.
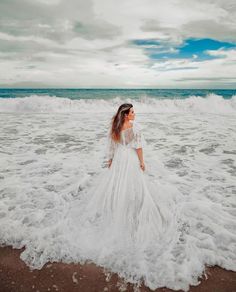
<box><xmin>136</xmin><ymin>148</ymin><xmax>145</xmax><ymax>171</ymax></box>
<box><xmin>140</xmin><ymin>161</ymin><xmax>145</xmax><ymax>171</ymax></box>
<box><xmin>108</xmin><ymin>159</ymin><xmax>112</xmax><ymax>168</ymax></box>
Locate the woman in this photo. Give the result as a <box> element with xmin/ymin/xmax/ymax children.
<box><xmin>107</xmin><ymin>103</ymin><xmax>145</xmax><ymax>171</ymax></box>
<box><xmin>66</xmin><ymin>103</ymin><xmax>180</xmax><ymax>290</ymax></box>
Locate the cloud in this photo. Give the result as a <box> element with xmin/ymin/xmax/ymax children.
<box><xmin>0</xmin><ymin>0</ymin><xmax>120</xmax><ymax>42</ymax></box>
<box><xmin>73</xmin><ymin>20</ymin><xmax>121</xmax><ymax>40</ymax></box>
<box><xmin>0</xmin><ymin>0</ymin><xmax>236</xmax><ymax>88</ymax></box>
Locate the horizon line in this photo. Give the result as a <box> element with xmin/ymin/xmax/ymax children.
<box><xmin>0</xmin><ymin>87</ymin><xmax>235</xmax><ymax>90</ymax></box>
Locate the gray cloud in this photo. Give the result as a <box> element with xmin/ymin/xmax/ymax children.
<box><xmin>175</xmin><ymin>77</ymin><xmax>236</xmax><ymax>81</ymax></box>
<box><xmin>140</xmin><ymin>20</ymin><xmax>179</xmax><ymax>43</ymax></box>
<box><xmin>0</xmin><ymin>0</ymin><xmax>121</xmax><ymax>42</ymax></box>
<box><xmin>141</xmin><ymin>0</ymin><xmax>236</xmax><ymax>43</ymax></box>
<box><xmin>181</xmin><ymin>20</ymin><xmax>236</xmax><ymax>43</ymax></box>
<box><xmin>0</xmin><ymin>81</ymin><xmax>56</xmax><ymax>88</ymax></box>
<box><xmin>0</xmin><ymin>0</ymin><xmax>236</xmax><ymax>88</ymax></box>
<box><xmin>141</xmin><ymin>18</ymin><xmax>236</xmax><ymax>44</ymax></box>
<box><xmin>73</xmin><ymin>20</ymin><xmax>121</xmax><ymax>40</ymax></box>
<box><xmin>0</xmin><ymin>38</ymin><xmax>75</xmax><ymax>63</ymax></box>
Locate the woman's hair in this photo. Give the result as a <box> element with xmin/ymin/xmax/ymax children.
<box><xmin>110</xmin><ymin>103</ymin><xmax>133</xmax><ymax>142</ymax></box>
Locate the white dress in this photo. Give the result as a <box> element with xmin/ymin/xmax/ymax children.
<box><xmin>67</xmin><ymin>122</ymin><xmax>181</xmax><ymax>290</ymax></box>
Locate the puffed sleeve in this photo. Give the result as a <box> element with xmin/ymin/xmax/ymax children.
<box><xmin>107</xmin><ymin>135</ymin><xmax>116</xmax><ymax>160</ymax></box>
<box><xmin>105</xmin><ymin>128</ymin><xmax>117</xmax><ymax>160</ymax></box>
<box><xmin>132</xmin><ymin>123</ymin><xmax>146</xmax><ymax>149</ymax></box>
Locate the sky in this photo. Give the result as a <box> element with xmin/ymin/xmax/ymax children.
<box><xmin>0</xmin><ymin>0</ymin><xmax>236</xmax><ymax>89</ymax></box>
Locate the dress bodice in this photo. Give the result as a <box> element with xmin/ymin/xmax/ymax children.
<box><xmin>106</xmin><ymin>123</ymin><xmax>145</xmax><ymax>160</ymax></box>
<box><xmin>120</xmin><ymin>127</ymin><xmax>135</xmax><ymax>146</ymax></box>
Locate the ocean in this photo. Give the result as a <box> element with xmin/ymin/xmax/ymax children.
<box><xmin>0</xmin><ymin>88</ymin><xmax>236</xmax><ymax>291</ymax></box>
<box><xmin>0</xmin><ymin>88</ymin><xmax>235</xmax><ymax>100</ymax></box>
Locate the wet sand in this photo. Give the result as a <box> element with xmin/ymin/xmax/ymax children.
<box><xmin>0</xmin><ymin>246</ymin><xmax>235</xmax><ymax>292</ymax></box>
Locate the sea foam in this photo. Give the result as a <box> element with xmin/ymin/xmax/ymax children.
<box><xmin>0</xmin><ymin>94</ymin><xmax>235</xmax><ymax>114</ymax></box>
<box><xmin>0</xmin><ymin>96</ymin><xmax>235</xmax><ymax>291</ymax></box>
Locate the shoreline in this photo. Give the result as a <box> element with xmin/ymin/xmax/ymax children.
<box><xmin>0</xmin><ymin>245</ymin><xmax>235</xmax><ymax>292</ymax></box>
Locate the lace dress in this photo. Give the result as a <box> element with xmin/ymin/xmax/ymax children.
<box><xmin>66</xmin><ymin>122</ymin><xmax>180</xmax><ymax>289</ymax></box>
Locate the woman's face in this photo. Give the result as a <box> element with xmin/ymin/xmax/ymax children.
<box><xmin>127</xmin><ymin>107</ymin><xmax>135</xmax><ymax>121</ymax></box>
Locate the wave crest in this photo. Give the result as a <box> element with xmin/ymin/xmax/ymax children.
<box><xmin>0</xmin><ymin>94</ymin><xmax>236</xmax><ymax>114</ymax></box>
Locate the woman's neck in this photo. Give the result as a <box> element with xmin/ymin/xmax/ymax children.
<box><xmin>122</xmin><ymin>121</ymin><xmax>133</xmax><ymax>129</ymax></box>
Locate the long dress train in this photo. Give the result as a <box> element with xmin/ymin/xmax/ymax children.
<box><xmin>67</xmin><ymin>122</ymin><xmax>182</xmax><ymax>290</ymax></box>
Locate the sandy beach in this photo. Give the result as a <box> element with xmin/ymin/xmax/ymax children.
<box><xmin>0</xmin><ymin>245</ymin><xmax>235</xmax><ymax>292</ymax></box>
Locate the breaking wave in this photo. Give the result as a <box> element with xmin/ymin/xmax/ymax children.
<box><xmin>0</xmin><ymin>94</ymin><xmax>236</xmax><ymax>114</ymax></box>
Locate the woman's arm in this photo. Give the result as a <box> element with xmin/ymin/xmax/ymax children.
<box><xmin>136</xmin><ymin>148</ymin><xmax>145</xmax><ymax>171</ymax></box>
<box><xmin>107</xmin><ymin>133</ymin><xmax>115</xmax><ymax>168</ymax></box>
<box><xmin>108</xmin><ymin>158</ymin><xmax>112</xmax><ymax>168</ymax></box>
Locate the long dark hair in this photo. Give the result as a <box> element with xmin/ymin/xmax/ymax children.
<box><xmin>110</xmin><ymin>103</ymin><xmax>133</xmax><ymax>142</ymax></box>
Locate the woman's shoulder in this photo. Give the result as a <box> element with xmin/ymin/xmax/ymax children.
<box><xmin>132</xmin><ymin>121</ymin><xmax>143</xmax><ymax>133</ymax></box>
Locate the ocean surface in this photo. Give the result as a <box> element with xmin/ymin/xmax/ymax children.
<box><xmin>0</xmin><ymin>88</ymin><xmax>236</xmax><ymax>291</ymax></box>
<box><xmin>0</xmin><ymin>88</ymin><xmax>235</xmax><ymax>100</ymax></box>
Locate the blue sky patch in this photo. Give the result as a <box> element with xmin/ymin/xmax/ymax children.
<box><xmin>133</xmin><ymin>38</ymin><xmax>236</xmax><ymax>61</ymax></box>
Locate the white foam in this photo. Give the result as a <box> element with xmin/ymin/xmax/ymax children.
<box><xmin>0</xmin><ymin>94</ymin><xmax>235</xmax><ymax>114</ymax></box>
<box><xmin>0</xmin><ymin>109</ymin><xmax>235</xmax><ymax>291</ymax></box>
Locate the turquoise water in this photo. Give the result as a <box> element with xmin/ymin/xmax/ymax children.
<box><xmin>0</xmin><ymin>88</ymin><xmax>235</xmax><ymax>100</ymax></box>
